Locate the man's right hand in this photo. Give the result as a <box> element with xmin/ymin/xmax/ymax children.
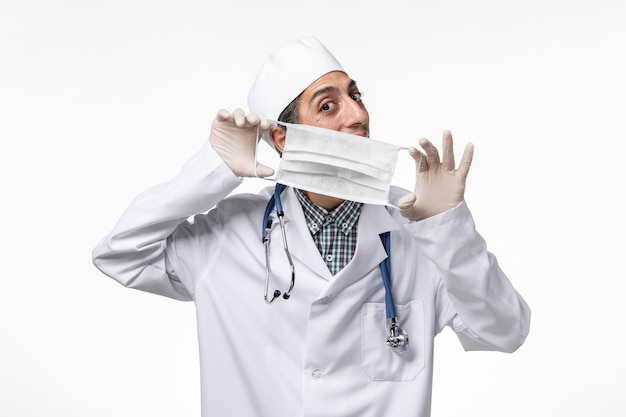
<box><xmin>209</xmin><ymin>108</ymin><xmax>274</xmax><ymax>178</ymax></box>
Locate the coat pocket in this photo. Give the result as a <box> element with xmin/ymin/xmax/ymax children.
<box><xmin>361</xmin><ymin>300</ymin><xmax>425</xmax><ymax>381</ymax></box>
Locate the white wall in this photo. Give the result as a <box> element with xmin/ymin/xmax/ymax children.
<box><xmin>1</xmin><ymin>0</ymin><xmax>624</xmax><ymax>415</ymax></box>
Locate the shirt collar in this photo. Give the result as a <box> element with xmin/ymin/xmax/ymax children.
<box><xmin>295</xmin><ymin>189</ymin><xmax>363</xmax><ymax>236</ymax></box>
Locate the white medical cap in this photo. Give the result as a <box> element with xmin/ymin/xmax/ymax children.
<box><xmin>247</xmin><ymin>37</ymin><xmax>344</xmax><ymax>144</ymax></box>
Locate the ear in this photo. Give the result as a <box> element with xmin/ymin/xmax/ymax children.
<box><xmin>269</xmin><ymin>125</ymin><xmax>286</xmax><ymax>154</ymax></box>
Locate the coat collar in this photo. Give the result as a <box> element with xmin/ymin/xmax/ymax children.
<box><xmin>279</xmin><ymin>187</ymin><xmax>402</xmax><ymax>297</ymax></box>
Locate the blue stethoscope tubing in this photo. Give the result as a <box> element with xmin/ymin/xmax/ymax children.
<box><xmin>262</xmin><ymin>183</ymin><xmax>409</xmax><ymax>353</ymax></box>
<box><xmin>379</xmin><ymin>230</ymin><xmax>394</xmax><ymax>319</ymax></box>
<box><xmin>261</xmin><ymin>183</ymin><xmax>288</xmax><ymax>238</ymax></box>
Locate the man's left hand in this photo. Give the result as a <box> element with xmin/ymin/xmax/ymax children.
<box><xmin>398</xmin><ymin>130</ymin><xmax>474</xmax><ymax>221</ymax></box>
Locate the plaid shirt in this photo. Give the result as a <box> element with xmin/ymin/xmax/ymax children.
<box><xmin>295</xmin><ymin>189</ymin><xmax>364</xmax><ymax>275</ymax></box>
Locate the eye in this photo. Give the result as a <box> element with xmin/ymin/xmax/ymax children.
<box><xmin>320</xmin><ymin>101</ymin><xmax>336</xmax><ymax>112</ymax></box>
<box><xmin>351</xmin><ymin>91</ymin><xmax>363</xmax><ymax>102</ymax></box>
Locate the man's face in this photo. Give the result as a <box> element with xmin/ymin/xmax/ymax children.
<box><xmin>297</xmin><ymin>71</ymin><xmax>369</xmax><ymax>137</ymax></box>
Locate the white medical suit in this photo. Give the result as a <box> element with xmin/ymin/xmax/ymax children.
<box><xmin>92</xmin><ymin>142</ymin><xmax>531</xmax><ymax>417</ymax></box>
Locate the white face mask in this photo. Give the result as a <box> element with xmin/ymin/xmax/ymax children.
<box><xmin>269</xmin><ymin>122</ymin><xmax>407</xmax><ymax>206</ymax></box>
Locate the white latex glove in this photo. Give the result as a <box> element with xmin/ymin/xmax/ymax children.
<box><xmin>208</xmin><ymin>108</ymin><xmax>274</xmax><ymax>178</ymax></box>
<box><xmin>398</xmin><ymin>130</ymin><xmax>474</xmax><ymax>221</ymax></box>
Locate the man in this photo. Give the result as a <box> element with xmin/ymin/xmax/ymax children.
<box><xmin>93</xmin><ymin>37</ymin><xmax>530</xmax><ymax>416</ymax></box>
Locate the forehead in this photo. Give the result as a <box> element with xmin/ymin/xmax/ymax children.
<box><xmin>301</xmin><ymin>71</ymin><xmax>356</xmax><ymax>100</ymax></box>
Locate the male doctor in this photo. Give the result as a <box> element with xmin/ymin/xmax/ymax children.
<box><xmin>93</xmin><ymin>37</ymin><xmax>530</xmax><ymax>417</ymax></box>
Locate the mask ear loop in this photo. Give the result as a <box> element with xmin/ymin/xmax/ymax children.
<box><xmin>386</xmin><ymin>147</ymin><xmax>417</xmax><ymax>211</ymax></box>
<box><xmin>254</xmin><ymin>123</ymin><xmax>279</xmax><ymax>183</ymax></box>
<box><xmin>416</xmin><ymin>151</ymin><xmax>423</xmax><ymax>174</ymax></box>
<box><xmin>253</xmin><ymin>125</ymin><xmax>260</xmax><ymax>179</ymax></box>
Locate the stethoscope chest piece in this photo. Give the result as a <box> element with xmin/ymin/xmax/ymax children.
<box><xmin>386</xmin><ymin>317</ymin><xmax>409</xmax><ymax>354</ymax></box>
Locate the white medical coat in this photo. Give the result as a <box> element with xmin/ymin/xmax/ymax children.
<box><xmin>93</xmin><ymin>142</ymin><xmax>530</xmax><ymax>417</ymax></box>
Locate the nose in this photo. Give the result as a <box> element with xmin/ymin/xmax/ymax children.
<box><xmin>341</xmin><ymin>96</ymin><xmax>369</xmax><ymax>133</ymax></box>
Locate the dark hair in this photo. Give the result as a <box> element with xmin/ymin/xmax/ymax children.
<box><xmin>274</xmin><ymin>94</ymin><xmax>301</xmax><ymax>156</ymax></box>
<box><xmin>278</xmin><ymin>95</ymin><xmax>300</xmax><ymax>124</ymax></box>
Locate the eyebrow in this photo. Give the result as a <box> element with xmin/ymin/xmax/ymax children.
<box><xmin>309</xmin><ymin>79</ymin><xmax>358</xmax><ymax>104</ymax></box>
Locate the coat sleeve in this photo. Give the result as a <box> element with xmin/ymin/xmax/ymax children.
<box><xmin>91</xmin><ymin>142</ymin><xmax>242</xmax><ymax>300</ymax></box>
<box><xmin>407</xmin><ymin>201</ymin><xmax>531</xmax><ymax>353</ymax></box>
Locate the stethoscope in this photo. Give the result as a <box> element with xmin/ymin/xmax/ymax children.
<box><xmin>261</xmin><ymin>183</ymin><xmax>409</xmax><ymax>354</ymax></box>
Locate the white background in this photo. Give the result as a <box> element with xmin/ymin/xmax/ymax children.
<box><xmin>1</xmin><ymin>0</ymin><xmax>625</xmax><ymax>416</ymax></box>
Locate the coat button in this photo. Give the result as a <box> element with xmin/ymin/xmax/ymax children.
<box><xmin>311</xmin><ymin>369</ymin><xmax>325</xmax><ymax>380</ymax></box>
